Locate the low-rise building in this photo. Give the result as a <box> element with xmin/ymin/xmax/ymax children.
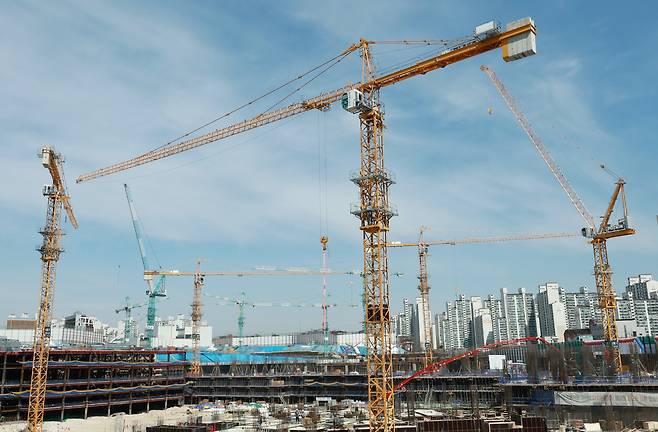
<box><xmin>152</xmin><ymin>314</ymin><xmax>213</xmax><ymax>348</ymax></box>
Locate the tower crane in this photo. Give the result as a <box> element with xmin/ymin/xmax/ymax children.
<box><xmin>389</xmin><ymin>230</ymin><xmax>579</xmax><ymax>367</ymax></box>
<box><xmin>146</xmin><ymin>266</ymin><xmax>355</xmax><ymax>375</ymax></box>
<box><xmin>481</xmin><ymin>65</ymin><xmax>635</xmax><ymax>373</ymax></box>
<box><xmin>28</xmin><ymin>147</ymin><xmax>78</xmax><ymax>432</ymax></box>
<box><xmin>115</xmin><ymin>296</ymin><xmax>145</xmax><ymax>345</ymax></box>
<box><xmin>191</xmin><ymin>260</ymin><xmax>204</xmax><ymax>376</ymax></box>
<box><xmin>237</xmin><ymin>291</ymin><xmax>246</xmax><ymax>339</ymax></box>
<box><xmin>124</xmin><ymin>183</ymin><xmax>166</xmax><ymax>348</ymax></box>
<box><xmin>76</xmin><ymin>18</ymin><xmax>536</xmax><ymax>431</ymax></box>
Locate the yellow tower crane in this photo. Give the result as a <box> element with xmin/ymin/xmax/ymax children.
<box><xmin>481</xmin><ymin>65</ymin><xmax>635</xmax><ymax>374</ymax></box>
<box><xmin>145</xmin><ymin>266</ymin><xmax>354</xmax><ymax>375</ymax></box>
<box><xmin>77</xmin><ymin>19</ymin><xmax>536</xmax><ymax>431</ymax></box>
<box><xmin>28</xmin><ymin>147</ymin><xmax>78</xmax><ymax>432</ymax></box>
<box><xmin>389</xmin><ymin>230</ymin><xmax>579</xmax><ymax>367</ymax></box>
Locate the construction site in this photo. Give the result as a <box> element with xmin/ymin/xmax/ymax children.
<box><xmin>2</xmin><ymin>3</ymin><xmax>657</xmax><ymax>432</ymax></box>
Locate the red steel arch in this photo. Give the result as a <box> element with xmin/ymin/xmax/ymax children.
<box><xmin>393</xmin><ymin>336</ymin><xmax>560</xmax><ymax>393</ymax></box>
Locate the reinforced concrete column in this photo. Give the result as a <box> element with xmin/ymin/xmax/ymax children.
<box><xmin>1</xmin><ymin>354</ymin><xmax>7</xmax><ymax>394</ymax></box>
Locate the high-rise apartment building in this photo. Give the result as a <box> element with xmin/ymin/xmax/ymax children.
<box><xmin>472</xmin><ymin>308</ymin><xmax>494</xmax><ymax>347</ymax></box>
<box><xmin>562</xmin><ymin>286</ymin><xmax>602</xmax><ymax>330</ymax></box>
<box><xmin>501</xmin><ymin>287</ymin><xmax>539</xmax><ymax>340</ymax></box>
<box><xmin>483</xmin><ymin>294</ymin><xmax>506</xmax><ymax>342</ymax></box>
<box><xmin>627</xmin><ymin>274</ymin><xmax>658</xmax><ymax>300</ymax></box>
<box><xmin>536</xmin><ymin>282</ymin><xmax>568</xmax><ymax>342</ymax></box>
<box><xmin>415</xmin><ymin>296</ymin><xmax>433</xmax><ymax>351</ymax></box>
<box><xmin>436</xmin><ymin>295</ymin><xmax>474</xmax><ymax>349</ymax></box>
<box><xmin>625</xmin><ymin>277</ymin><xmax>658</xmax><ymax>335</ymax></box>
<box><xmin>402</xmin><ymin>298</ymin><xmax>413</xmax><ymax>337</ymax></box>
<box><xmin>428</xmin><ymin>274</ymin><xmax>658</xmax><ymax>352</ymax></box>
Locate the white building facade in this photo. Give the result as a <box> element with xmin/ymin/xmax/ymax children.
<box><xmin>536</xmin><ymin>282</ymin><xmax>568</xmax><ymax>342</ymax></box>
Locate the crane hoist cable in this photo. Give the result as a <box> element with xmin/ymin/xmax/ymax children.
<box><xmin>317</xmin><ymin>110</ymin><xmax>329</xmax><ymax>236</ymax></box>
<box><xmin>152</xmin><ymin>49</ymin><xmax>358</xmax><ymax>153</ymax></box>
<box><xmin>262</xmin><ymin>49</ymin><xmax>354</xmax><ymax>114</ymax></box>
<box><xmin>97</xmin><ymin>116</ymin><xmax>299</xmax><ymax>184</ymax></box>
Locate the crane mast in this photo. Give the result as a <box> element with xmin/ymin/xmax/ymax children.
<box><xmin>590</xmin><ymin>179</ymin><xmax>634</xmax><ymax>373</ymax></box>
<box><xmin>482</xmin><ymin>65</ymin><xmax>635</xmax><ymax>374</ymax></box>
<box><xmin>237</xmin><ymin>292</ymin><xmax>246</xmax><ymax>340</ymax></box>
<box><xmin>346</xmin><ymin>40</ymin><xmax>397</xmax><ymax>432</ymax></box>
<box><xmin>190</xmin><ymin>260</ymin><xmax>204</xmax><ymax>376</ymax></box>
<box><xmin>77</xmin><ymin>18</ymin><xmax>537</xmax><ymax>432</ymax></box>
<box><xmin>28</xmin><ymin>147</ymin><xmax>78</xmax><ymax>432</ymax></box>
<box><xmin>417</xmin><ymin>228</ymin><xmax>433</xmax><ymax>367</ymax></box>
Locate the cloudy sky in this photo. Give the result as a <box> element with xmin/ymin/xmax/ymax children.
<box><xmin>2</xmin><ymin>1</ymin><xmax>657</xmax><ymax>337</ymax></box>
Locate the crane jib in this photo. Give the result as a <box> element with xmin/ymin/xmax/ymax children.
<box><xmin>75</xmin><ymin>22</ymin><xmax>535</xmax><ymax>184</ymax></box>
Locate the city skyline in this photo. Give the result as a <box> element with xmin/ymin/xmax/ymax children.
<box><xmin>394</xmin><ymin>272</ymin><xmax>658</xmax><ymax>351</ymax></box>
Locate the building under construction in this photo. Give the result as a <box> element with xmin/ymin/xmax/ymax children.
<box><xmin>0</xmin><ymin>348</ymin><xmax>186</xmax><ymax>422</ymax></box>
<box><xmin>183</xmin><ymin>337</ymin><xmax>658</xmax><ymax>429</ymax></box>
<box><xmin>2</xmin><ymin>340</ymin><xmax>658</xmax><ymax>429</ymax></box>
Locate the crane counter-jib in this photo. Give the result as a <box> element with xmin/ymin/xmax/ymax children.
<box><xmin>75</xmin><ymin>19</ymin><xmax>536</xmax><ymax>184</ymax></box>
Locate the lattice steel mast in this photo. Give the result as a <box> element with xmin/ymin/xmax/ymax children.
<box><xmin>417</xmin><ymin>227</ymin><xmax>433</xmax><ymax>367</ymax></box>
<box><xmin>28</xmin><ymin>147</ymin><xmax>78</xmax><ymax>432</ymax></box>
<box><xmin>190</xmin><ymin>260</ymin><xmax>204</xmax><ymax>376</ymax></box>
<box><xmin>347</xmin><ymin>39</ymin><xmax>396</xmax><ymax>432</ymax></box>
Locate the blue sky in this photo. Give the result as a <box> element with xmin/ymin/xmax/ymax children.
<box><xmin>2</xmin><ymin>1</ymin><xmax>657</xmax><ymax>337</ymax></box>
